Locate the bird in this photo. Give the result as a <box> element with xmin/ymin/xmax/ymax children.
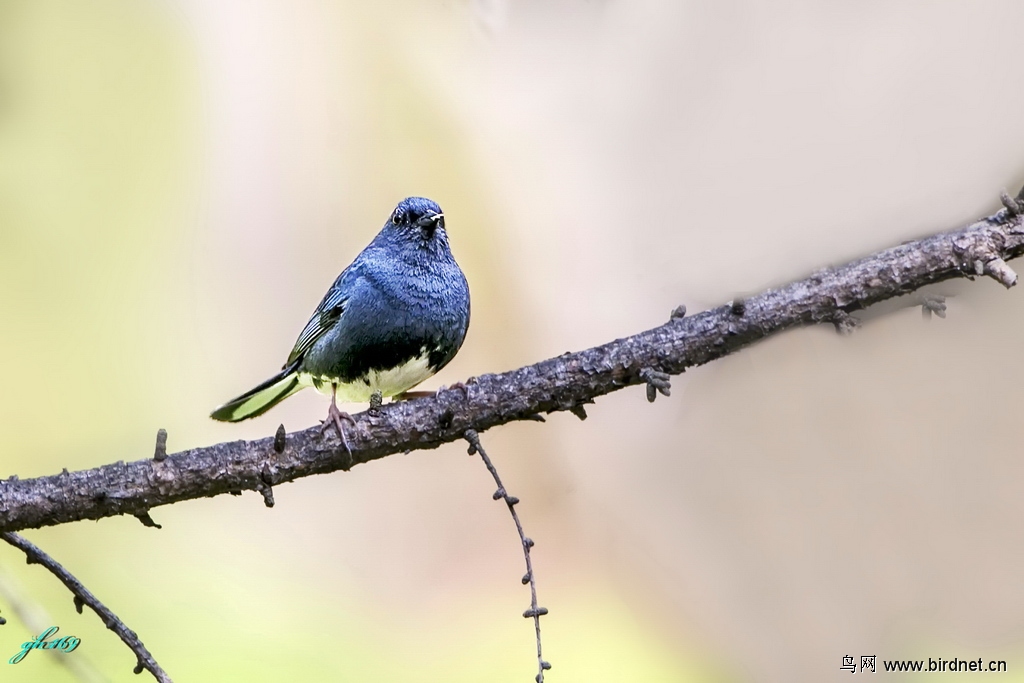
<box><xmin>210</xmin><ymin>197</ymin><xmax>471</xmax><ymax>451</ymax></box>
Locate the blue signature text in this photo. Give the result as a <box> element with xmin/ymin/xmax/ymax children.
<box><xmin>9</xmin><ymin>626</ymin><xmax>81</xmax><ymax>664</ymax></box>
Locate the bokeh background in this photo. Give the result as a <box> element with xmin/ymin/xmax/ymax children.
<box><xmin>3</xmin><ymin>1</ymin><xmax>1024</xmax><ymax>681</ymax></box>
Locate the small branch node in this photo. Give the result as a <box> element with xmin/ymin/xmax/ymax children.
<box><xmin>568</xmin><ymin>403</ymin><xmax>587</xmax><ymax>420</ymax></box>
<box><xmin>524</xmin><ymin>413</ymin><xmax>546</xmax><ymax>422</ymax></box>
<box><xmin>730</xmin><ymin>298</ymin><xmax>746</xmax><ymax>316</ymax></box>
<box><xmin>254</xmin><ymin>483</ymin><xmax>274</xmax><ymax>509</ymax></box>
<box><xmin>669</xmin><ymin>304</ymin><xmax>687</xmax><ymax>320</ymax></box>
<box><xmin>506</xmin><ymin>496</ymin><xmax>520</xmax><ymax>506</ymax></box>
<box><xmin>153</xmin><ymin>429</ymin><xmax>167</xmax><ymax>462</ymax></box>
<box><xmin>522</xmin><ymin>573</ymin><xmax>531</xmax><ymax>585</ymax></box>
<box><xmin>273</xmin><ymin>424</ymin><xmax>286</xmax><ymax>453</ymax></box>
<box><xmin>255</xmin><ymin>482</ymin><xmax>275</xmax><ymax>508</ymax></box>
<box><xmin>493</xmin><ymin>489</ymin><xmax>505</xmax><ymax>500</ymax></box>
<box><xmin>984</xmin><ymin>257</ymin><xmax>1018</xmax><ymax>288</ymax></box>
<box><xmin>74</xmin><ymin>595</ymin><xmax>84</xmax><ymax>614</ymax></box>
<box><xmin>1001</xmin><ymin>190</ymin><xmax>1023</xmax><ymax>216</ymax></box>
<box><xmin>523</xmin><ymin>607</ymin><xmax>548</xmax><ymax>618</ymax></box>
<box><xmin>639</xmin><ymin>367</ymin><xmax>671</xmax><ymax>402</ymax></box>
<box><xmin>134</xmin><ymin>511</ymin><xmax>162</xmax><ymax>529</ymax></box>
<box><xmin>368</xmin><ymin>390</ymin><xmax>383</xmax><ymax>412</ymax></box>
<box><xmin>465</xmin><ymin>429</ymin><xmax>480</xmax><ymax>455</ymax></box>
<box><xmin>832</xmin><ymin>310</ymin><xmax>860</xmax><ymax>335</ymax></box>
<box><xmin>919</xmin><ymin>294</ymin><xmax>947</xmax><ymax>320</ymax></box>
<box><xmin>253</xmin><ymin>471</ymin><xmax>274</xmax><ymax>507</ymax></box>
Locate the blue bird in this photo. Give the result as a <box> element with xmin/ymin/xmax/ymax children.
<box><xmin>211</xmin><ymin>197</ymin><xmax>471</xmax><ymax>449</ymax></box>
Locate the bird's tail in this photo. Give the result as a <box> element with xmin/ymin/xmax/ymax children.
<box><xmin>210</xmin><ymin>363</ymin><xmax>304</xmax><ymax>422</ymax></box>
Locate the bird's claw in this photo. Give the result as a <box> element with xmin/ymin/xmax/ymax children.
<box><xmin>321</xmin><ymin>403</ymin><xmax>357</xmax><ymax>455</ymax></box>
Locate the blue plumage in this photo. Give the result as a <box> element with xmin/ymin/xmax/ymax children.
<box><xmin>211</xmin><ymin>197</ymin><xmax>470</xmax><ymax>424</ymax></box>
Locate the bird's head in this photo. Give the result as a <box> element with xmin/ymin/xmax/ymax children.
<box><xmin>387</xmin><ymin>197</ymin><xmax>446</xmax><ymax>245</ymax></box>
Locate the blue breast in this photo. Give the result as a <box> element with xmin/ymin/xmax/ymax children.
<box><xmin>300</xmin><ymin>240</ymin><xmax>470</xmax><ymax>385</ymax></box>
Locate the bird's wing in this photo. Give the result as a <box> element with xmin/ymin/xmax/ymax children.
<box><xmin>285</xmin><ymin>283</ymin><xmax>348</xmax><ymax>366</ymax></box>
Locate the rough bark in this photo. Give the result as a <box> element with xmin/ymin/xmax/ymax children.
<box><xmin>2</xmin><ymin>193</ymin><xmax>1023</xmax><ymax>534</ymax></box>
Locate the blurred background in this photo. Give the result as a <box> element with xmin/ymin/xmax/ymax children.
<box><xmin>3</xmin><ymin>0</ymin><xmax>1024</xmax><ymax>681</ymax></box>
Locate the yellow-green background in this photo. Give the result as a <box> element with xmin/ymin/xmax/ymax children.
<box><xmin>3</xmin><ymin>1</ymin><xmax>1024</xmax><ymax>681</ymax></box>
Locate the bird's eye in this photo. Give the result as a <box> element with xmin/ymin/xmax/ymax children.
<box><xmin>393</xmin><ymin>210</ymin><xmax>405</xmax><ymax>224</ymax></box>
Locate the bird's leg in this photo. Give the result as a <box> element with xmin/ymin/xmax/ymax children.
<box><xmin>321</xmin><ymin>383</ymin><xmax>356</xmax><ymax>454</ymax></box>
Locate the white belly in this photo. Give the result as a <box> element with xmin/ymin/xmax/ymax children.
<box><xmin>298</xmin><ymin>353</ymin><xmax>435</xmax><ymax>403</ymax></box>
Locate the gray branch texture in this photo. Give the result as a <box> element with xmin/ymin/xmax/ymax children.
<box><xmin>3</xmin><ymin>188</ymin><xmax>1024</xmax><ymax>534</ymax></box>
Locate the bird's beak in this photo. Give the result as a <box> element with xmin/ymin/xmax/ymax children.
<box><xmin>417</xmin><ymin>212</ymin><xmax>443</xmax><ymax>227</ymax></box>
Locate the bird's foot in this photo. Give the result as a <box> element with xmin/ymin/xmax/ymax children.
<box><xmin>394</xmin><ymin>390</ymin><xmax>436</xmax><ymax>401</ymax></box>
<box><xmin>321</xmin><ymin>403</ymin><xmax>357</xmax><ymax>455</ymax></box>
<box><xmin>395</xmin><ymin>383</ymin><xmax>469</xmax><ymax>401</ymax></box>
<box><xmin>445</xmin><ymin>381</ymin><xmax>469</xmax><ymax>396</ymax></box>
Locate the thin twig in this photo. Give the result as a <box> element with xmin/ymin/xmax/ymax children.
<box><xmin>0</xmin><ymin>563</ymin><xmax>108</xmax><ymax>682</ymax></box>
<box><xmin>464</xmin><ymin>429</ymin><xmax>550</xmax><ymax>682</ymax></box>
<box><xmin>0</xmin><ymin>532</ymin><xmax>171</xmax><ymax>682</ymax></box>
<box><xmin>3</xmin><ymin>187</ymin><xmax>1024</xmax><ymax>533</ymax></box>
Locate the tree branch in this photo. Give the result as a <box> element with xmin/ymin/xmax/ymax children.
<box><xmin>1</xmin><ymin>532</ymin><xmax>171</xmax><ymax>682</ymax></box>
<box><xmin>2</xmin><ymin>190</ymin><xmax>1024</xmax><ymax>533</ymax></box>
